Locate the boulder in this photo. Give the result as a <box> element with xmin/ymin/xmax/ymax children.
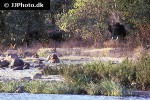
<box><xmin>7</xmin><ymin>53</ymin><xmax>18</xmax><ymax>59</ymax></box>
<box><xmin>0</xmin><ymin>54</ymin><xmax>6</xmax><ymax>57</ymax></box>
<box><xmin>32</xmin><ymin>73</ymin><xmax>42</xmax><ymax>80</ymax></box>
<box><xmin>13</xmin><ymin>58</ymin><xmax>24</xmax><ymax>66</ymax></box>
<box><xmin>13</xmin><ymin>66</ymin><xmax>23</xmax><ymax>70</ymax></box>
<box><xmin>24</xmin><ymin>52</ymin><xmax>33</xmax><ymax>57</ymax></box>
<box><xmin>15</xmin><ymin>86</ymin><xmax>25</xmax><ymax>93</ymax></box>
<box><xmin>10</xmin><ymin>58</ymin><xmax>24</xmax><ymax>69</ymax></box>
<box><xmin>32</xmin><ymin>53</ymin><xmax>39</xmax><ymax>58</ymax></box>
<box><xmin>23</xmin><ymin>63</ymin><xmax>30</xmax><ymax>69</ymax></box>
<box><xmin>47</xmin><ymin>53</ymin><xmax>60</xmax><ymax>63</ymax></box>
<box><xmin>0</xmin><ymin>60</ymin><xmax>10</xmax><ymax>68</ymax></box>
<box><xmin>20</xmin><ymin>77</ymin><xmax>32</xmax><ymax>82</ymax></box>
<box><xmin>19</xmin><ymin>53</ymin><xmax>25</xmax><ymax>58</ymax></box>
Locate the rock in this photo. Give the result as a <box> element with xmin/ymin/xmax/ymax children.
<box><xmin>32</xmin><ymin>73</ymin><xmax>42</xmax><ymax>80</ymax></box>
<box><xmin>34</xmin><ymin>60</ymin><xmax>43</xmax><ymax>64</ymax></box>
<box><xmin>32</xmin><ymin>53</ymin><xmax>39</xmax><ymax>58</ymax></box>
<box><xmin>19</xmin><ymin>53</ymin><xmax>25</xmax><ymax>58</ymax></box>
<box><xmin>10</xmin><ymin>58</ymin><xmax>24</xmax><ymax>69</ymax></box>
<box><xmin>7</xmin><ymin>53</ymin><xmax>18</xmax><ymax>59</ymax></box>
<box><xmin>34</xmin><ymin>64</ymin><xmax>45</xmax><ymax>68</ymax></box>
<box><xmin>23</xmin><ymin>63</ymin><xmax>30</xmax><ymax>69</ymax></box>
<box><xmin>13</xmin><ymin>58</ymin><xmax>24</xmax><ymax>67</ymax></box>
<box><xmin>6</xmin><ymin>50</ymin><xmax>18</xmax><ymax>54</ymax></box>
<box><xmin>20</xmin><ymin>77</ymin><xmax>32</xmax><ymax>82</ymax></box>
<box><xmin>0</xmin><ymin>54</ymin><xmax>6</xmax><ymax>57</ymax></box>
<box><xmin>24</xmin><ymin>52</ymin><xmax>33</xmax><ymax>57</ymax></box>
<box><xmin>38</xmin><ymin>65</ymin><xmax>48</xmax><ymax>70</ymax></box>
<box><xmin>132</xmin><ymin>91</ymin><xmax>150</xmax><ymax>97</ymax></box>
<box><xmin>13</xmin><ymin>66</ymin><xmax>23</xmax><ymax>70</ymax></box>
<box><xmin>47</xmin><ymin>53</ymin><xmax>60</xmax><ymax>63</ymax></box>
<box><xmin>15</xmin><ymin>86</ymin><xmax>25</xmax><ymax>93</ymax></box>
<box><xmin>0</xmin><ymin>60</ymin><xmax>10</xmax><ymax>68</ymax></box>
<box><xmin>51</xmin><ymin>59</ymin><xmax>60</xmax><ymax>63</ymax></box>
<box><xmin>112</xmin><ymin>61</ymin><xmax>118</xmax><ymax>64</ymax></box>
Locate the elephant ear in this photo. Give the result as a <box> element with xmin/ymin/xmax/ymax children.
<box><xmin>108</xmin><ymin>24</ymin><xmax>113</xmax><ymax>33</ymax></box>
<box><xmin>118</xmin><ymin>24</ymin><xmax>126</xmax><ymax>34</ymax></box>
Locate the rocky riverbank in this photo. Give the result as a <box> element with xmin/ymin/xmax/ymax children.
<box><xmin>0</xmin><ymin>47</ymin><xmax>142</xmax><ymax>82</ymax></box>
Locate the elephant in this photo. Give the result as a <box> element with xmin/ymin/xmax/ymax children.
<box><xmin>108</xmin><ymin>22</ymin><xmax>127</xmax><ymax>40</ymax></box>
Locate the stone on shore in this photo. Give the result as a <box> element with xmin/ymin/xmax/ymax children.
<box><xmin>47</xmin><ymin>53</ymin><xmax>60</xmax><ymax>63</ymax></box>
<box><xmin>32</xmin><ymin>73</ymin><xmax>42</xmax><ymax>80</ymax></box>
<box><xmin>0</xmin><ymin>59</ymin><xmax>10</xmax><ymax>68</ymax></box>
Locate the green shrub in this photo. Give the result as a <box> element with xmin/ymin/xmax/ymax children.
<box><xmin>100</xmin><ymin>79</ymin><xmax>122</xmax><ymax>96</ymax></box>
<box><xmin>135</xmin><ymin>52</ymin><xmax>150</xmax><ymax>90</ymax></box>
<box><xmin>0</xmin><ymin>81</ymin><xmax>19</xmax><ymax>93</ymax></box>
<box><xmin>0</xmin><ymin>52</ymin><xmax>147</xmax><ymax>95</ymax></box>
<box><xmin>25</xmin><ymin>81</ymin><xmax>48</xmax><ymax>94</ymax></box>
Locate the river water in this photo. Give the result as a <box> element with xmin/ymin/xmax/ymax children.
<box><xmin>0</xmin><ymin>93</ymin><xmax>149</xmax><ymax>100</ymax></box>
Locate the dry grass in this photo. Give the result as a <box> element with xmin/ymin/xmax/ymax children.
<box><xmin>0</xmin><ymin>26</ymin><xmax>149</xmax><ymax>59</ymax></box>
<box><xmin>136</xmin><ymin>24</ymin><xmax>150</xmax><ymax>49</ymax></box>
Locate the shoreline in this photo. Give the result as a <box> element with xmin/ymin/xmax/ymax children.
<box><xmin>0</xmin><ymin>47</ymin><xmax>149</xmax><ymax>96</ymax></box>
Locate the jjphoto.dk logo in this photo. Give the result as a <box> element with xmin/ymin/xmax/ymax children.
<box><xmin>4</xmin><ymin>3</ymin><xmax>9</xmax><ymax>8</ymax></box>
<box><xmin>4</xmin><ymin>2</ymin><xmax>44</xmax><ymax>8</ymax></box>
<box><xmin>0</xmin><ymin>0</ymin><xmax>50</xmax><ymax>10</ymax></box>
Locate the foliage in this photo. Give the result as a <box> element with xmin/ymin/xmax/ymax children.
<box><xmin>0</xmin><ymin>1</ymin><xmax>75</xmax><ymax>48</ymax></box>
<box><xmin>0</xmin><ymin>0</ymin><xmax>149</xmax><ymax>48</ymax></box>
<box><xmin>136</xmin><ymin>24</ymin><xmax>150</xmax><ymax>49</ymax></box>
<box><xmin>100</xmin><ymin>79</ymin><xmax>122</xmax><ymax>96</ymax></box>
<box><xmin>0</xmin><ymin>81</ymin><xmax>19</xmax><ymax>93</ymax></box>
<box><xmin>0</xmin><ymin>10</ymin><xmax>47</xmax><ymax>47</ymax></box>
<box><xmin>43</xmin><ymin>52</ymin><xmax>150</xmax><ymax>93</ymax></box>
<box><xmin>58</xmin><ymin>0</ymin><xmax>109</xmax><ymax>43</ymax></box>
<box><xmin>0</xmin><ymin>52</ymin><xmax>149</xmax><ymax>95</ymax></box>
<box><xmin>58</xmin><ymin>0</ymin><xmax>150</xmax><ymax>45</ymax></box>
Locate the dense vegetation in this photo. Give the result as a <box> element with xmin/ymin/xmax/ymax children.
<box><xmin>0</xmin><ymin>0</ymin><xmax>149</xmax><ymax>96</ymax></box>
<box><xmin>0</xmin><ymin>0</ymin><xmax>149</xmax><ymax>48</ymax></box>
<box><xmin>42</xmin><ymin>52</ymin><xmax>150</xmax><ymax>93</ymax></box>
<box><xmin>0</xmin><ymin>52</ymin><xmax>149</xmax><ymax>96</ymax></box>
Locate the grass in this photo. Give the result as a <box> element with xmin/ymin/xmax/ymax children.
<box><xmin>0</xmin><ymin>50</ymin><xmax>149</xmax><ymax>96</ymax></box>
<box><xmin>41</xmin><ymin>51</ymin><xmax>150</xmax><ymax>95</ymax></box>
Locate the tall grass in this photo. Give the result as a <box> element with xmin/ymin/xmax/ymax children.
<box><xmin>0</xmin><ymin>52</ymin><xmax>149</xmax><ymax>95</ymax></box>
<box><xmin>0</xmin><ymin>81</ymin><xmax>75</xmax><ymax>94</ymax></box>
<box><xmin>42</xmin><ymin>51</ymin><xmax>150</xmax><ymax>95</ymax></box>
<box><xmin>0</xmin><ymin>81</ymin><xmax>19</xmax><ymax>93</ymax></box>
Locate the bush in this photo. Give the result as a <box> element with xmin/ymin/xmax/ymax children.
<box><xmin>43</xmin><ymin>52</ymin><xmax>150</xmax><ymax>92</ymax></box>
<box><xmin>0</xmin><ymin>52</ymin><xmax>148</xmax><ymax>95</ymax></box>
<box><xmin>100</xmin><ymin>79</ymin><xmax>122</xmax><ymax>96</ymax></box>
<box><xmin>0</xmin><ymin>81</ymin><xmax>19</xmax><ymax>93</ymax></box>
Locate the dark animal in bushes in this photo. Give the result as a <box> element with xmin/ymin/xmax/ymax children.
<box><xmin>108</xmin><ymin>22</ymin><xmax>127</xmax><ymax>40</ymax></box>
<box><xmin>49</xmin><ymin>30</ymin><xmax>66</xmax><ymax>42</ymax></box>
